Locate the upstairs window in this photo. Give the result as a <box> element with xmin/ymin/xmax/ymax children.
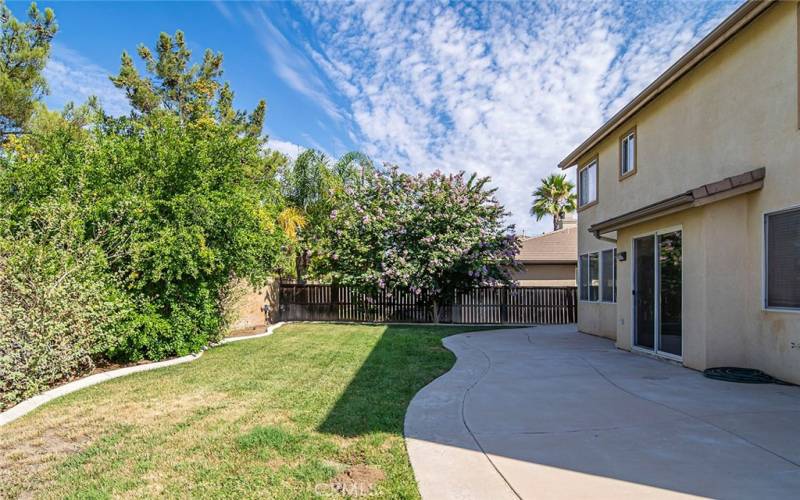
<box><xmin>578</xmin><ymin>159</ymin><xmax>597</xmax><ymax>208</ymax></box>
<box><xmin>765</xmin><ymin>207</ymin><xmax>800</xmax><ymax>309</ymax></box>
<box><xmin>620</xmin><ymin>128</ymin><xmax>636</xmax><ymax>178</ymax></box>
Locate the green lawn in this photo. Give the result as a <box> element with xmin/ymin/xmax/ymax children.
<box><xmin>0</xmin><ymin>323</ymin><xmax>498</xmax><ymax>499</ymax></box>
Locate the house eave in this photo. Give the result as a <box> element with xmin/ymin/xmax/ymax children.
<box><xmin>558</xmin><ymin>0</ymin><xmax>775</xmax><ymax>170</ymax></box>
<box><xmin>588</xmin><ymin>167</ymin><xmax>765</xmax><ymax>237</ymax></box>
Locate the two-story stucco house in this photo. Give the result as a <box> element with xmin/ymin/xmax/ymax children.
<box><xmin>560</xmin><ymin>0</ymin><xmax>800</xmax><ymax>384</ymax></box>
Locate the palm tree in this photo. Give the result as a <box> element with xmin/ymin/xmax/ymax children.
<box><xmin>278</xmin><ymin>149</ymin><xmax>374</xmax><ymax>282</ymax></box>
<box><xmin>530</xmin><ymin>173</ymin><xmax>577</xmax><ymax>231</ymax></box>
<box><xmin>277</xmin><ymin>207</ymin><xmax>307</xmax><ymax>242</ymax></box>
<box><xmin>333</xmin><ymin>151</ymin><xmax>375</xmax><ymax>186</ymax></box>
<box><xmin>279</xmin><ymin>149</ymin><xmax>332</xmax><ymax>282</ymax></box>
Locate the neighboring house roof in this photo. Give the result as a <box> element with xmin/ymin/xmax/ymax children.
<box><xmin>588</xmin><ymin>167</ymin><xmax>765</xmax><ymax>237</ymax></box>
<box><xmin>518</xmin><ymin>225</ymin><xmax>577</xmax><ymax>264</ymax></box>
<box><xmin>558</xmin><ymin>0</ymin><xmax>775</xmax><ymax>169</ymax></box>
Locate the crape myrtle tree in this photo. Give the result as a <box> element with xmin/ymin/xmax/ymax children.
<box><xmin>321</xmin><ymin>166</ymin><xmax>521</xmax><ymax>321</ymax></box>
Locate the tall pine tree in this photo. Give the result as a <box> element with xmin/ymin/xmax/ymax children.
<box><xmin>0</xmin><ymin>1</ymin><xmax>58</xmax><ymax>139</ymax></box>
<box><xmin>110</xmin><ymin>30</ymin><xmax>266</xmax><ymax>137</ymax></box>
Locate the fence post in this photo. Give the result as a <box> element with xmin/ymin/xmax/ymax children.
<box><xmin>573</xmin><ymin>287</ymin><xmax>578</xmax><ymax>323</ymax></box>
<box><xmin>500</xmin><ymin>287</ymin><xmax>509</xmax><ymax>324</ymax></box>
<box><xmin>331</xmin><ymin>284</ymin><xmax>339</xmax><ymax>321</ymax></box>
<box><xmin>452</xmin><ymin>290</ymin><xmax>459</xmax><ymax>324</ymax></box>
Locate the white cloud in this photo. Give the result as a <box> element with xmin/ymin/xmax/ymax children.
<box><xmin>298</xmin><ymin>0</ymin><xmax>739</xmax><ymax>235</ymax></box>
<box><xmin>239</xmin><ymin>4</ymin><xmax>343</xmax><ymax>122</ymax></box>
<box><xmin>267</xmin><ymin>137</ymin><xmax>306</xmax><ymax>160</ymax></box>
<box><xmin>44</xmin><ymin>44</ymin><xmax>129</xmax><ymax>117</ymax></box>
<box><xmin>211</xmin><ymin>0</ymin><xmax>234</xmax><ymax>23</ymax></box>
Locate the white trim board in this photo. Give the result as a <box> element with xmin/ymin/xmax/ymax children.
<box><xmin>0</xmin><ymin>322</ymin><xmax>286</xmax><ymax>427</ymax></box>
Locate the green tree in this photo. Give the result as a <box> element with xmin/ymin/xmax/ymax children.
<box><xmin>2</xmin><ymin>112</ymin><xmax>285</xmax><ymax>360</ymax></box>
<box><xmin>530</xmin><ymin>173</ymin><xmax>576</xmax><ymax>231</ymax></box>
<box><xmin>0</xmin><ymin>0</ymin><xmax>58</xmax><ymax>139</ymax></box>
<box><xmin>2</xmin><ymin>31</ymin><xmax>287</xmax><ymax>361</ymax></box>
<box><xmin>110</xmin><ymin>30</ymin><xmax>265</xmax><ymax>136</ymax></box>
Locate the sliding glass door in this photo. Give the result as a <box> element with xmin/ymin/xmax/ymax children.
<box><xmin>633</xmin><ymin>230</ymin><xmax>682</xmax><ymax>358</ymax></box>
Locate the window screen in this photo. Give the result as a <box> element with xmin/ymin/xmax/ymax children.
<box><xmin>601</xmin><ymin>249</ymin><xmax>615</xmax><ymax>302</ymax></box>
<box><xmin>579</xmin><ymin>161</ymin><xmax>597</xmax><ymax>207</ymax></box>
<box><xmin>621</xmin><ymin>133</ymin><xmax>635</xmax><ymax>175</ymax></box>
<box><xmin>588</xmin><ymin>253</ymin><xmax>599</xmax><ymax>301</ymax></box>
<box><xmin>766</xmin><ymin>208</ymin><xmax>800</xmax><ymax>309</ymax></box>
<box><xmin>579</xmin><ymin>254</ymin><xmax>589</xmax><ymax>300</ymax></box>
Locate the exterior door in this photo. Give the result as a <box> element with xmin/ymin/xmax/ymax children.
<box><xmin>633</xmin><ymin>230</ymin><xmax>682</xmax><ymax>358</ymax></box>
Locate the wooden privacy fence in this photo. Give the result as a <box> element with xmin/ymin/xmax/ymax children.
<box><xmin>278</xmin><ymin>284</ymin><xmax>577</xmax><ymax>325</ymax></box>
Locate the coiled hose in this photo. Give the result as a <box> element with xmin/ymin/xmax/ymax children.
<box><xmin>703</xmin><ymin>367</ymin><xmax>795</xmax><ymax>385</ymax></box>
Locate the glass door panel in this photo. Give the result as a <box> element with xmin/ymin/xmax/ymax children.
<box><xmin>634</xmin><ymin>236</ymin><xmax>655</xmax><ymax>350</ymax></box>
<box><xmin>658</xmin><ymin>231</ymin><xmax>682</xmax><ymax>356</ymax></box>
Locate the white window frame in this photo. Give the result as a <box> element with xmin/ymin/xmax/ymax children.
<box><xmin>578</xmin><ymin>158</ymin><xmax>598</xmax><ymax>208</ymax></box>
<box><xmin>601</xmin><ymin>249</ymin><xmax>617</xmax><ymax>303</ymax></box>
<box><xmin>579</xmin><ymin>254</ymin><xmax>589</xmax><ymax>301</ymax></box>
<box><xmin>620</xmin><ymin>129</ymin><xmax>636</xmax><ymax>178</ymax></box>
<box><xmin>763</xmin><ymin>205</ymin><xmax>800</xmax><ymax>313</ymax></box>
<box><xmin>579</xmin><ymin>249</ymin><xmax>616</xmax><ymax>304</ymax></box>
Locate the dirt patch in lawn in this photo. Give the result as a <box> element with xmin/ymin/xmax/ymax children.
<box><xmin>0</xmin><ymin>428</ymin><xmax>94</xmax><ymax>495</ymax></box>
<box><xmin>327</xmin><ymin>465</ymin><xmax>385</xmax><ymax>496</ymax></box>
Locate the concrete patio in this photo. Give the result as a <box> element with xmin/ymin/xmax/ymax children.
<box><xmin>405</xmin><ymin>325</ymin><xmax>800</xmax><ymax>499</ymax></box>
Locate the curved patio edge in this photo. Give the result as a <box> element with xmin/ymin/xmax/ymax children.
<box><xmin>404</xmin><ymin>329</ymin><xmax>521</xmax><ymax>500</ymax></box>
<box><xmin>0</xmin><ymin>322</ymin><xmax>286</xmax><ymax>427</ymax></box>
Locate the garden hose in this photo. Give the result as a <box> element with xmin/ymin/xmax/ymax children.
<box><xmin>703</xmin><ymin>367</ymin><xmax>795</xmax><ymax>385</ymax></box>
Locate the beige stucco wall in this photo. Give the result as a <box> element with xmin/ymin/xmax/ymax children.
<box><xmin>578</xmin><ymin>301</ymin><xmax>617</xmax><ymax>340</ymax></box>
<box><xmin>226</xmin><ymin>279</ymin><xmax>280</xmax><ymax>334</ymax></box>
<box><xmin>511</xmin><ymin>263</ymin><xmax>576</xmax><ymax>286</ymax></box>
<box><xmin>573</xmin><ymin>2</ymin><xmax>800</xmax><ymax>383</ymax></box>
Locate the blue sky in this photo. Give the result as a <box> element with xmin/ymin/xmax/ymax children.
<box><xmin>8</xmin><ymin>0</ymin><xmax>741</xmax><ymax>235</ymax></box>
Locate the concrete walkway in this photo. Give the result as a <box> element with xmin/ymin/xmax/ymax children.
<box><xmin>405</xmin><ymin>326</ymin><xmax>800</xmax><ymax>499</ymax></box>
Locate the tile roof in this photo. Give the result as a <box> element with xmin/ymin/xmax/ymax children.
<box><xmin>588</xmin><ymin>167</ymin><xmax>765</xmax><ymax>237</ymax></box>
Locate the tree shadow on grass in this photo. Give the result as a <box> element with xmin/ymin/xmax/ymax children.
<box><xmin>316</xmin><ymin>325</ymin><xmax>458</xmax><ymax>437</ymax></box>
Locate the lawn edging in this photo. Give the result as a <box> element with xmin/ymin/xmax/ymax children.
<box><xmin>0</xmin><ymin>322</ymin><xmax>286</xmax><ymax>427</ymax></box>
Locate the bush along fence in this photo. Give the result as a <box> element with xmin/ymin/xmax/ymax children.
<box><xmin>278</xmin><ymin>283</ymin><xmax>577</xmax><ymax>325</ymax></box>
